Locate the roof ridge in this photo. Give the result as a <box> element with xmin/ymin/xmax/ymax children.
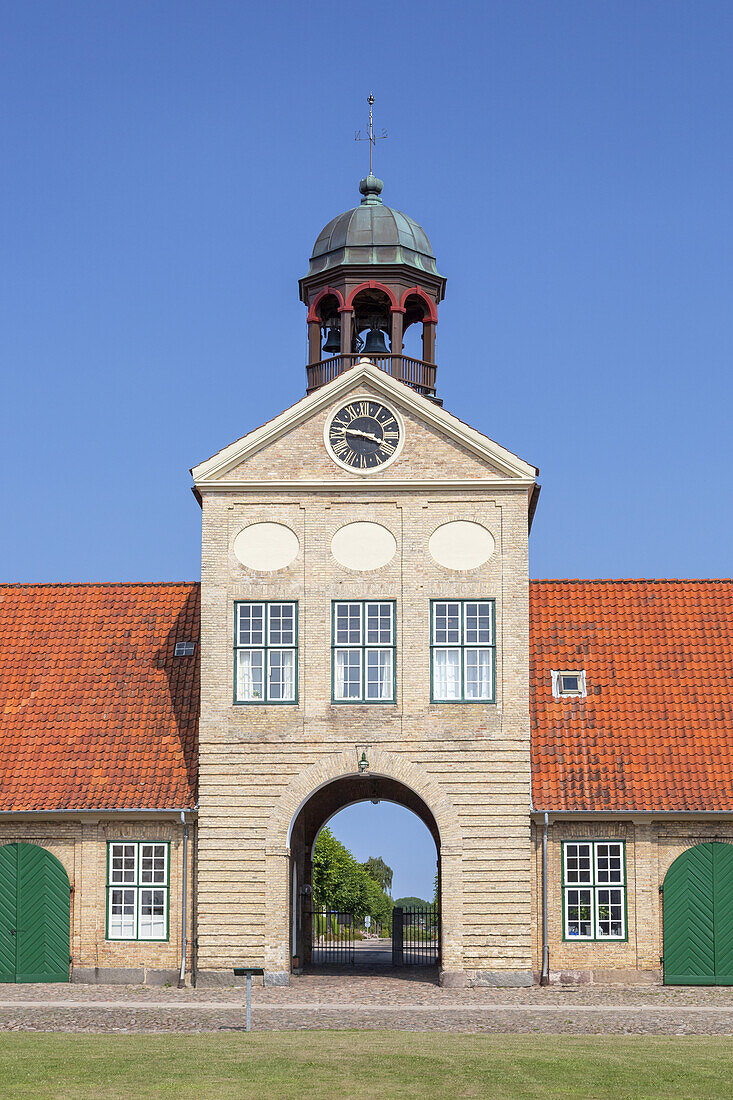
<box><xmin>0</xmin><ymin>580</ymin><xmax>200</xmax><ymax>589</ymax></box>
<box><xmin>530</xmin><ymin>577</ymin><xmax>733</xmax><ymax>584</ymax></box>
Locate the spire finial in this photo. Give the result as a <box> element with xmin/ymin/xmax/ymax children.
<box><xmin>355</xmin><ymin>93</ymin><xmax>387</xmax><ymax>177</ymax></box>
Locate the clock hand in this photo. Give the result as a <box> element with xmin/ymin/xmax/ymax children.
<box><xmin>346</xmin><ymin>428</ymin><xmax>382</xmax><ymax>444</ymax></box>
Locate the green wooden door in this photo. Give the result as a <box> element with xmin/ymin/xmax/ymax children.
<box><xmin>0</xmin><ymin>844</ymin><xmax>70</xmax><ymax>983</ymax></box>
<box><xmin>0</xmin><ymin>845</ymin><xmax>18</xmax><ymax>982</ymax></box>
<box><xmin>664</xmin><ymin>842</ymin><xmax>733</xmax><ymax>986</ymax></box>
<box><xmin>712</xmin><ymin>843</ymin><xmax>733</xmax><ymax>984</ymax></box>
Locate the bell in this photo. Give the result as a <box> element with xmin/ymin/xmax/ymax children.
<box><xmin>322</xmin><ymin>327</ymin><xmax>341</xmax><ymax>354</ymax></box>
<box><xmin>362</xmin><ymin>327</ymin><xmax>389</xmax><ymax>355</ymax></box>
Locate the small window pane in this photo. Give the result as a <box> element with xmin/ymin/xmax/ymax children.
<box><xmin>433</xmin><ymin>649</ymin><xmax>461</xmax><ymax>700</ymax></box>
<box><xmin>596</xmin><ymin>888</ymin><xmax>624</xmax><ymax>938</ymax></box>
<box><xmin>110</xmin><ymin>843</ymin><xmax>136</xmax><ymax>885</ymax></box>
<box><xmin>139</xmin><ymin>889</ymin><xmax>166</xmax><ymax>940</ymax></box>
<box><xmin>366</xmin><ymin>649</ymin><xmax>393</xmax><ymax>700</ymax></box>
<box><xmin>335</xmin><ymin>649</ymin><xmax>362</xmax><ymax>700</ymax></box>
<box><xmin>140</xmin><ymin>844</ymin><xmax>166</xmax><ymax>885</ymax></box>
<box><xmin>561</xmin><ymin>675</ymin><xmax>579</xmax><ymax>693</ymax></box>
<box><xmin>566</xmin><ymin>889</ymin><xmax>593</xmax><ymax>937</ymax></box>
<box><xmin>464</xmin><ymin>602</ymin><xmax>492</xmax><ymax>645</ymax></box>
<box><xmin>434</xmin><ymin>602</ymin><xmax>461</xmax><ymax>645</ymax></box>
<box><xmin>109</xmin><ymin>888</ymin><xmax>136</xmax><ymax>938</ymax></box>
<box><xmin>335</xmin><ymin>604</ymin><xmax>362</xmax><ymax>645</ymax></box>
<box><xmin>268</xmin><ymin>603</ymin><xmax>295</xmax><ymax>646</ymax></box>
<box><xmin>238</xmin><ymin>604</ymin><xmax>264</xmax><ymax>646</ymax></box>
<box><xmin>596</xmin><ymin>843</ymin><xmax>623</xmax><ymax>884</ymax></box>
<box><xmin>565</xmin><ymin>843</ymin><xmax>593</xmax><ymax>885</ymax></box>
<box><xmin>464</xmin><ymin>648</ymin><xmax>492</xmax><ymax>699</ymax></box>
<box><xmin>366</xmin><ymin>603</ymin><xmax>392</xmax><ymax>645</ymax></box>
<box><xmin>236</xmin><ymin>649</ymin><xmax>264</xmax><ymax>701</ymax></box>
<box><xmin>268</xmin><ymin>649</ymin><xmax>296</xmax><ymax>701</ymax></box>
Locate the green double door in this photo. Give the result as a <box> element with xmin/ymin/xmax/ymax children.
<box><xmin>663</xmin><ymin>842</ymin><xmax>733</xmax><ymax>985</ymax></box>
<box><xmin>0</xmin><ymin>843</ymin><xmax>70</xmax><ymax>983</ymax></box>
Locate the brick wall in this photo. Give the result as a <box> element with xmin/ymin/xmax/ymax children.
<box><xmin>0</xmin><ymin>818</ymin><xmax>192</xmax><ymax>982</ymax></box>
<box><xmin>197</xmin><ymin>383</ymin><xmax>534</xmax><ymax>984</ymax></box>
<box><xmin>533</xmin><ymin>818</ymin><xmax>733</xmax><ymax>983</ymax></box>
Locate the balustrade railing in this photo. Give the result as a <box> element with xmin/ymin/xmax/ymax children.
<box><xmin>306</xmin><ymin>354</ymin><xmax>437</xmax><ymax>397</ymax></box>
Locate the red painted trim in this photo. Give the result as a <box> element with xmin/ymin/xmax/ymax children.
<box><xmin>345</xmin><ymin>280</ymin><xmax>399</xmax><ymax>309</ymax></box>
<box><xmin>399</xmin><ymin>286</ymin><xmax>438</xmax><ymax>322</ymax></box>
<box><xmin>307</xmin><ymin>286</ymin><xmax>345</xmax><ymax>322</ymax></box>
<box><xmin>390</xmin><ymin>306</ymin><xmax>407</xmax><ymax>314</ymax></box>
<box><xmin>337</xmin><ymin>305</ymin><xmax>354</xmax><ymax>314</ymax></box>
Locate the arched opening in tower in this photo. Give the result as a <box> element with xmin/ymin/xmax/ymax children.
<box><xmin>351</xmin><ymin>288</ymin><xmax>394</xmax><ymax>356</ymax></box>
<box><xmin>401</xmin><ymin>292</ymin><xmax>436</xmax><ymax>363</ymax></box>
<box><xmin>289</xmin><ymin>774</ymin><xmax>441</xmax><ymax>976</ymax></box>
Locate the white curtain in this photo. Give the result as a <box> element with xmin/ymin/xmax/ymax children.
<box><xmin>335</xmin><ymin>649</ymin><xmax>360</xmax><ymax>699</ymax></box>
<box><xmin>237</xmin><ymin>650</ymin><xmax>264</xmax><ymax>700</ymax></box>
<box><xmin>272</xmin><ymin>650</ymin><xmax>295</xmax><ymax>701</ymax></box>
<box><xmin>367</xmin><ymin>650</ymin><xmax>392</xmax><ymax>700</ymax></box>
<box><xmin>466</xmin><ymin>649</ymin><xmax>492</xmax><ymax>699</ymax></box>
<box><xmin>434</xmin><ymin>649</ymin><xmax>461</xmax><ymax>699</ymax></box>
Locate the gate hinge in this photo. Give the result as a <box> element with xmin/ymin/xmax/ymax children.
<box><xmin>658</xmin><ymin>885</ymin><xmax>663</xmax><ymax>893</ymax></box>
<box><xmin>660</xmin><ymin>956</ymin><xmax>664</xmax><ymax>965</ymax></box>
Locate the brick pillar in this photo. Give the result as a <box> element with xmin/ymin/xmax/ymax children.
<box><xmin>633</xmin><ymin>821</ymin><xmax>662</xmax><ymax>973</ymax></box>
<box><xmin>308</xmin><ymin>321</ymin><xmax>321</xmax><ymax>365</ymax></box>
<box><xmin>339</xmin><ymin>307</ymin><xmax>354</xmax><ymax>357</ymax></box>
<box><xmin>422</xmin><ymin>320</ymin><xmax>436</xmax><ymax>363</ymax></box>
<box><xmin>390</xmin><ymin>307</ymin><xmax>405</xmax><ymax>374</ymax></box>
<box><xmin>264</xmin><ymin>845</ymin><xmax>291</xmax><ymax>985</ymax></box>
<box><xmin>439</xmin><ymin>843</ymin><xmax>466</xmax><ymax>985</ymax></box>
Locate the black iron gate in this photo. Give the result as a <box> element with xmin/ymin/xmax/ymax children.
<box><xmin>310</xmin><ymin>908</ymin><xmax>354</xmax><ymax>966</ymax></box>
<box><xmin>392</xmin><ymin>905</ymin><xmax>440</xmax><ymax>966</ymax></box>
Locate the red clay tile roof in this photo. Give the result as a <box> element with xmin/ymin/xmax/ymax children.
<box><xmin>0</xmin><ymin>583</ymin><xmax>199</xmax><ymax>812</ymax></box>
<box><xmin>530</xmin><ymin>580</ymin><xmax>733</xmax><ymax>813</ymax></box>
<box><xmin>2</xmin><ymin>578</ymin><xmax>731</xmax><ymax>815</ymax></box>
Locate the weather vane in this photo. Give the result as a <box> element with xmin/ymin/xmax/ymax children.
<box><xmin>355</xmin><ymin>93</ymin><xmax>387</xmax><ymax>176</ymax></box>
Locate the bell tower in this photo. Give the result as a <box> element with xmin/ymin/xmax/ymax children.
<box><xmin>299</xmin><ymin>174</ymin><xmax>446</xmax><ymax>398</ymax></box>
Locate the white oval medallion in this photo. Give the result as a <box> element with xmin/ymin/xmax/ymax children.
<box><xmin>429</xmin><ymin>521</ymin><xmax>495</xmax><ymax>571</ymax></box>
<box><xmin>233</xmin><ymin>523</ymin><xmax>299</xmax><ymax>571</ymax></box>
<box><xmin>331</xmin><ymin>522</ymin><xmax>397</xmax><ymax>571</ymax></box>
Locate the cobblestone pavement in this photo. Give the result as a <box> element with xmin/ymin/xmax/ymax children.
<box><xmin>3</xmin><ymin>971</ymin><xmax>733</xmax><ymax>1034</ymax></box>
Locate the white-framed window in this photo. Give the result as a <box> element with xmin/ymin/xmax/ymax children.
<box><xmin>107</xmin><ymin>842</ymin><xmax>169</xmax><ymax>941</ymax></box>
<box><xmin>431</xmin><ymin>600</ymin><xmax>495</xmax><ymax>702</ymax></box>
<box><xmin>234</xmin><ymin>601</ymin><xmax>298</xmax><ymax>703</ymax></box>
<box><xmin>563</xmin><ymin>841</ymin><xmax>626</xmax><ymax>940</ymax></box>
<box><xmin>332</xmin><ymin>601</ymin><xmax>395</xmax><ymax>702</ymax></box>
<box><xmin>552</xmin><ymin>670</ymin><xmax>587</xmax><ymax>698</ymax></box>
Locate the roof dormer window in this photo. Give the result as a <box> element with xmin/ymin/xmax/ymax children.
<box><xmin>552</xmin><ymin>670</ymin><xmax>586</xmax><ymax>699</ymax></box>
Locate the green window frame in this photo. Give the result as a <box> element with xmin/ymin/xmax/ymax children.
<box><xmin>233</xmin><ymin>601</ymin><xmax>298</xmax><ymax>704</ymax></box>
<box><xmin>430</xmin><ymin>599</ymin><xmax>496</xmax><ymax>703</ymax></box>
<box><xmin>562</xmin><ymin>840</ymin><xmax>627</xmax><ymax>942</ymax></box>
<box><xmin>331</xmin><ymin>600</ymin><xmax>396</xmax><ymax>703</ymax></box>
<box><xmin>106</xmin><ymin>842</ymin><xmax>169</xmax><ymax>942</ymax></box>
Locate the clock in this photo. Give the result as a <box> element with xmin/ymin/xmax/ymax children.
<box><xmin>325</xmin><ymin>398</ymin><xmax>403</xmax><ymax>472</ymax></box>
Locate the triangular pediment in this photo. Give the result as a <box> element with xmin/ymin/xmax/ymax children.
<box><xmin>191</xmin><ymin>362</ymin><xmax>537</xmax><ymax>489</ymax></box>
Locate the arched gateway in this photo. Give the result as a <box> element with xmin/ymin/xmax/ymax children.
<box><xmin>192</xmin><ymin>175</ymin><xmax>537</xmax><ymax>990</ymax></box>
<box><xmin>263</xmin><ymin>749</ymin><xmax>464</xmax><ymax>978</ymax></box>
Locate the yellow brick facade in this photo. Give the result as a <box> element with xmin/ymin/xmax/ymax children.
<box><xmin>195</xmin><ymin>371</ymin><xmax>535</xmax><ymax>986</ymax></box>
<box><xmin>0</xmin><ymin>818</ymin><xmax>193</xmax><ymax>983</ymax></box>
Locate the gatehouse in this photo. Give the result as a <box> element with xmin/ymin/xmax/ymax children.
<box><xmin>0</xmin><ymin>171</ymin><xmax>731</xmax><ymax>988</ymax></box>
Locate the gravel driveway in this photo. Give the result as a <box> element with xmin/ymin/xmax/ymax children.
<box><xmin>2</xmin><ymin>972</ymin><xmax>733</xmax><ymax>1034</ymax></box>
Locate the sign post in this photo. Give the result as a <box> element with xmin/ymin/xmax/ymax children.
<box><xmin>233</xmin><ymin>966</ymin><xmax>265</xmax><ymax>1031</ymax></box>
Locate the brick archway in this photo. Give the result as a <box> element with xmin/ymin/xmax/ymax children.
<box><xmin>264</xmin><ymin>749</ymin><xmax>464</xmax><ymax>983</ymax></box>
<box><xmin>267</xmin><ymin>747</ymin><xmax>461</xmax><ymax>852</ymax></box>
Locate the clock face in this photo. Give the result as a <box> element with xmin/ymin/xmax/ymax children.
<box><xmin>326</xmin><ymin>399</ymin><xmax>402</xmax><ymax>472</ymax></box>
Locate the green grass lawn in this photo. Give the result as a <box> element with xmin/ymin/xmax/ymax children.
<box><xmin>3</xmin><ymin>1033</ymin><xmax>733</xmax><ymax>1100</ymax></box>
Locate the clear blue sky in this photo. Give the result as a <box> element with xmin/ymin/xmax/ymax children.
<box><xmin>3</xmin><ymin>2</ymin><xmax>732</xmax><ymax>897</ymax></box>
